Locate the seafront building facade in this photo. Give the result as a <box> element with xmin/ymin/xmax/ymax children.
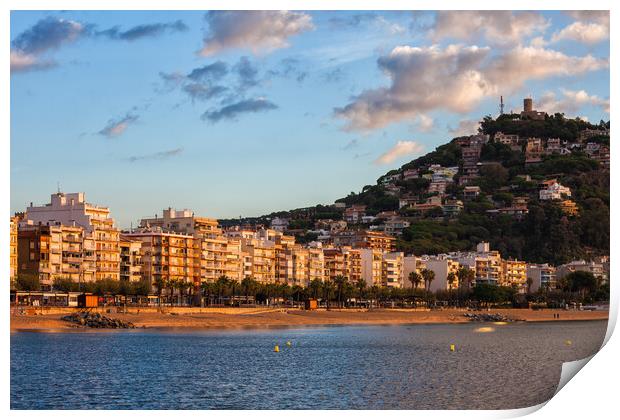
<box><xmin>23</xmin><ymin>192</ymin><xmax>121</xmax><ymax>281</ymax></box>
<box><xmin>11</xmin><ymin>194</ymin><xmax>607</xmax><ymax>295</ymax></box>
<box><xmin>10</xmin><ymin>216</ymin><xmax>18</xmax><ymax>285</ymax></box>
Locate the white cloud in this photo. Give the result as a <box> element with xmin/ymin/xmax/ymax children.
<box><xmin>416</xmin><ymin>114</ymin><xmax>434</xmax><ymax>132</ymax></box>
<box><xmin>199</xmin><ymin>11</ymin><xmax>314</xmax><ymax>56</ymax></box>
<box><xmin>449</xmin><ymin>119</ymin><xmax>481</xmax><ymax>137</ymax></box>
<box><xmin>10</xmin><ymin>17</ymin><xmax>86</xmax><ymax>73</ymax></box>
<box><xmin>537</xmin><ymin>89</ymin><xmax>609</xmax><ymax>116</ymax></box>
<box><xmin>98</xmin><ymin>114</ymin><xmax>139</xmax><ymax>138</ymax></box>
<box><xmin>551</xmin><ymin>21</ymin><xmax>609</xmax><ymax>45</ymax></box>
<box><xmin>431</xmin><ymin>11</ymin><xmax>549</xmax><ymax>46</ymax></box>
<box><xmin>335</xmin><ymin>44</ymin><xmax>607</xmax><ymax>132</ymax></box>
<box><xmin>374</xmin><ymin>141</ymin><xmax>424</xmax><ymax>165</ymax></box>
<box><xmin>10</xmin><ymin>50</ymin><xmax>54</xmax><ymax>73</ymax></box>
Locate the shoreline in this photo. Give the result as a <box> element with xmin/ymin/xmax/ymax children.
<box><xmin>10</xmin><ymin>308</ymin><xmax>609</xmax><ymax>332</ymax></box>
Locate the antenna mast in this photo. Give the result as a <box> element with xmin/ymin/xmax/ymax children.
<box><xmin>499</xmin><ymin>96</ymin><xmax>504</xmax><ymax>115</ymax></box>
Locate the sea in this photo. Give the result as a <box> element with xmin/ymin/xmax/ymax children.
<box><xmin>10</xmin><ymin>320</ymin><xmax>607</xmax><ymax>410</ymax></box>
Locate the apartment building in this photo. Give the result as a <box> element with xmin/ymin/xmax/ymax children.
<box><xmin>495</xmin><ymin>132</ymin><xmax>520</xmax><ymax>149</ymax></box>
<box><xmin>333</xmin><ymin>230</ymin><xmax>395</xmax><ymax>252</ymax></box>
<box><xmin>454</xmin><ymin>242</ymin><xmax>502</xmax><ymax>286</ymax></box>
<box><xmin>361</xmin><ymin>248</ymin><xmax>383</xmax><ymax>287</ymax></box>
<box><xmin>501</xmin><ymin>259</ymin><xmax>527</xmax><ymax>292</ymax></box>
<box><xmin>560</xmin><ymin>200</ymin><xmax>579</xmax><ymax>216</ymax></box>
<box><xmin>525</xmin><ymin>137</ymin><xmax>544</xmax><ymax>164</ymax></box>
<box><xmin>141</xmin><ymin>208</ymin><xmax>243</xmax><ymax>282</ymax></box>
<box><xmin>17</xmin><ymin>222</ymin><xmax>97</xmax><ymax>289</ymax></box>
<box><xmin>124</xmin><ymin>229</ymin><xmax>200</xmax><ymax>292</ymax></box>
<box><xmin>556</xmin><ymin>260</ymin><xmax>609</xmax><ymax>284</ymax></box>
<box><xmin>10</xmin><ymin>216</ymin><xmax>18</xmax><ymax>285</ymax></box>
<box><xmin>24</xmin><ymin>192</ymin><xmax>120</xmax><ymax>281</ymax></box>
<box><xmin>119</xmin><ymin>235</ymin><xmax>142</xmax><ymax>283</ymax></box>
<box><xmin>424</xmin><ymin>256</ymin><xmax>461</xmax><ymax>292</ymax></box>
<box><xmin>461</xmin><ymin>137</ymin><xmax>483</xmax><ymax>182</ymax></box>
<box><xmin>241</xmin><ymin>238</ymin><xmax>276</xmax><ymax>284</ymax></box>
<box><xmin>526</xmin><ymin>264</ymin><xmax>557</xmax><ymax>292</ymax></box>
<box><xmin>539</xmin><ymin>182</ymin><xmax>571</xmax><ymax>201</ymax></box>
<box><xmin>344</xmin><ymin>205</ymin><xmax>367</xmax><ymax>224</ymax></box>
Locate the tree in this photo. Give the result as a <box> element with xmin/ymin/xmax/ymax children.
<box><xmin>420</xmin><ymin>269</ymin><xmax>435</xmax><ymax>292</ymax></box>
<box><xmin>565</xmin><ymin>271</ymin><xmax>599</xmax><ymax>298</ymax></box>
<box><xmin>457</xmin><ymin>267</ymin><xmax>475</xmax><ymax>291</ymax></box>
<box><xmin>526</xmin><ymin>277</ymin><xmax>534</xmax><ymax>294</ymax></box>
<box><xmin>241</xmin><ymin>276</ymin><xmax>255</xmax><ymax>304</ymax></box>
<box><xmin>333</xmin><ymin>276</ymin><xmax>347</xmax><ymax>308</ymax></box>
<box><xmin>133</xmin><ymin>279</ymin><xmax>151</xmax><ymax>296</ymax></box>
<box><xmin>309</xmin><ymin>278</ymin><xmax>323</xmax><ymax>299</ymax></box>
<box><xmin>323</xmin><ymin>279</ymin><xmax>335</xmax><ymax>310</ymax></box>
<box><xmin>447</xmin><ymin>272</ymin><xmax>457</xmax><ymax>290</ymax></box>
<box><xmin>355</xmin><ymin>278</ymin><xmax>366</xmax><ymax>303</ymax></box>
<box><xmin>16</xmin><ymin>274</ymin><xmax>41</xmax><ymax>291</ymax></box>
<box><xmin>408</xmin><ymin>271</ymin><xmax>423</xmax><ymax>291</ymax></box>
<box><xmin>52</xmin><ymin>276</ymin><xmax>78</xmax><ymax>292</ymax></box>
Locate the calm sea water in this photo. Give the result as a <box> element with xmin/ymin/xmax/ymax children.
<box><xmin>11</xmin><ymin>321</ymin><xmax>607</xmax><ymax>410</ymax></box>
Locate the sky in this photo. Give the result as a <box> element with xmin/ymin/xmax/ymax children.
<box><xmin>10</xmin><ymin>10</ymin><xmax>610</xmax><ymax>228</ymax></box>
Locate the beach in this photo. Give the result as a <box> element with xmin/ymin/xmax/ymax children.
<box><xmin>10</xmin><ymin>307</ymin><xmax>609</xmax><ymax>331</ymax></box>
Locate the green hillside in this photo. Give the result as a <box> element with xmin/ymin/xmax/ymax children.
<box><xmin>222</xmin><ymin>114</ymin><xmax>610</xmax><ymax>265</ymax></box>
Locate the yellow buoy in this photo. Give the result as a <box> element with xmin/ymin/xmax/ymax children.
<box><xmin>450</xmin><ymin>344</ymin><xmax>455</xmax><ymax>352</ymax></box>
<box><xmin>565</xmin><ymin>340</ymin><xmax>572</xmax><ymax>346</ymax></box>
<box><xmin>274</xmin><ymin>345</ymin><xmax>280</xmax><ymax>352</ymax></box>
<box><xmin>286</xmin><ymin>341</ymin><xmax>292</xmax><ymax>347</ymax></box>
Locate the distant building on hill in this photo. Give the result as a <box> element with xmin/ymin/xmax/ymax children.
<box><xmin>520</xmin><ymin>97</ymin><xmax>546</xmax><ymax>120</ymax></box>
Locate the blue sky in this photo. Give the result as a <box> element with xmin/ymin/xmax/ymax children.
<box><xmin>10</xmin><ymin>10</ymin><xmax>610</xmax><ymax>227</ymax></box>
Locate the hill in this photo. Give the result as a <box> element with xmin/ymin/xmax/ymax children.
<box><xmin>221</xmin><ymin>114</ymin><xmax>610</xmax><ymax>266</ymax></box>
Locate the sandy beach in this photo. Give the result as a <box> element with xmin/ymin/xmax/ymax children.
<box><xmin>10</xmin><ymin>307</ymin><xmax>609</xmax><ymax>331</ymax></box>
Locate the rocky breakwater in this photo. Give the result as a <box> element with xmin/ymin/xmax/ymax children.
<box><xmin>61</xmin><ymin>312</ymin><xmax>136</xmax><ymax>329</ymax></box>
<box><xmin>463</xmin><ymin>313</ymin><xmax>524</xmax><ymax>322</ymax></box>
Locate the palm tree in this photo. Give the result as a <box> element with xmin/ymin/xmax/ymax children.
<box><xmin>241</xmin><ymin>276</ymin><xmax>254</xmax><ymax>304</ymax></box>
<box><xmin>355</xmin><ymin>278</ymin><xmax>366</xmax><ymax>307</ymax></box>
<box><xmin>215</xmin><ymin>276</ymin><xmax>229</xmax><ymax>304</ymax></box>
<box><xmin>153</xmin><ymin>277</ymin><xmax>165</xmax><ymax>308</ymax></box>
<box><xmin>421</xmin><ymin>269</ymin><xmax>435</xmax><ymax>291</ymax></box>
<box><xmin>409</xmin><ymin>271</ymin><xmax>423</xmax><ymax>290</ymax></box>
<box><xmin>323</xmin><ymin>279</ymin><xmax>335</xmax><ymax>310</ymax></box>
<box><xmin>333</xmin><ymin>275</ymin><xmax>347</xmax><ymax>308</ymax></box>
<box><xmin>200</xmin><ymin>280</ymin><xmax>211</xmax><ymax>306</ymax></box>
<box><xmin>526</xmin><ymin>277</ymin><xmax>533</xmax><ymax>294</ymax></box>
<box><xmin>457</xmin><ymin>267</ymin><xmax>475</xmax><ymax>291</ymax></box>
<box><xmin>291</xmin><ymin>285</ymin><xmax>304</xmax><ymax>306</ymax></box>
<box><xmin>447</xmin><ymin>272</ymin><xmax>457</xmax><ymax>290</ymax></box>
<box><xmin>309</xmin><ymin>278</ymin><xmax>322</xmax><ymax>299</ymax></box>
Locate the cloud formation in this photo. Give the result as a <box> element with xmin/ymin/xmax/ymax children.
<box><xmin>328</xmin><ymin>12</ymin><xmax>405</xmax><ymax>34</ymax></box>
<box><xmin>199</xmin><ymin>11</ymin><xmax>314</xmax><ymax>56</ymax></box>
<box><xmin>431</xmin><ymin>11</ymin><xmax>548</xmax><ymax>46</ymax></box>
<box><xmin>449</xmin><ymin>119</ymin><xmax>481</xmax><ymax>137</ymax></box>
<box><xmin>267</xmin><ymin>57</ymin><xmax>308</xmax><ymax>83</ymax></box>
<box><xmin>201</xmin><ymin>98</ymin><xmax>278</xmax><ymax>123</ymax></box>
<box><xmin>551</xmin><ymin>12</ymin><xmax>609</xmax><ymax>45</ymax></box>
<box><xmin>11</xmin><ymin>16</ymin><xmax>190</xmax><ymax>73</ymax></box>
<box><xmin>10</xmin><ymin>16</ymin><xmax>87</xmax><ymax>73</ymax></box>
<box><xmin>187</xmin><ymin>61</ymin><xmax>228</xmax><ymax>82</ymax></box>
<box><xmin>341</xmin><ymin>139</ymin><xmax>359</xmax><ymax>151</ymax></box>
<box><xmin>537</xmin><ymin>89</ymin><xmax>610</xmax><ymax>116</ymax></box>
<box><xmin>234</xmin><ymin>57</ymin><xmax>260</xmax><ymax>90</ymax></box>
<box><xmin>98</xmin><ymin>113</ymin><xmax>139</xmax><ymax>138</ymax></box>
<box><xmin>128</xmin><ymin>148</ymin><xmax>183</xmax><ymax>162</ymax></box>
<box><xmin>416</xmin><ymin>115</ymin><xmax>434</xmax><ymax>132</ymax></box>
<box><xmin>335</xmin><ymin>44</ymin><xmax>608</xmax><ymax>131</ymax></box>
<box><xmin>375</xmin><ymin>141</ymin><xmax>424</xmax><ymax>165</ymax></box>
<box><xmin>97</xmin><ymin>20</ymin><xmax>188</xmax><ymax>41</ymax></box>
<box><xmin>159</xmin><ymin>60</ymin><xmax>232</xmax><ymax>102</ymax></box>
